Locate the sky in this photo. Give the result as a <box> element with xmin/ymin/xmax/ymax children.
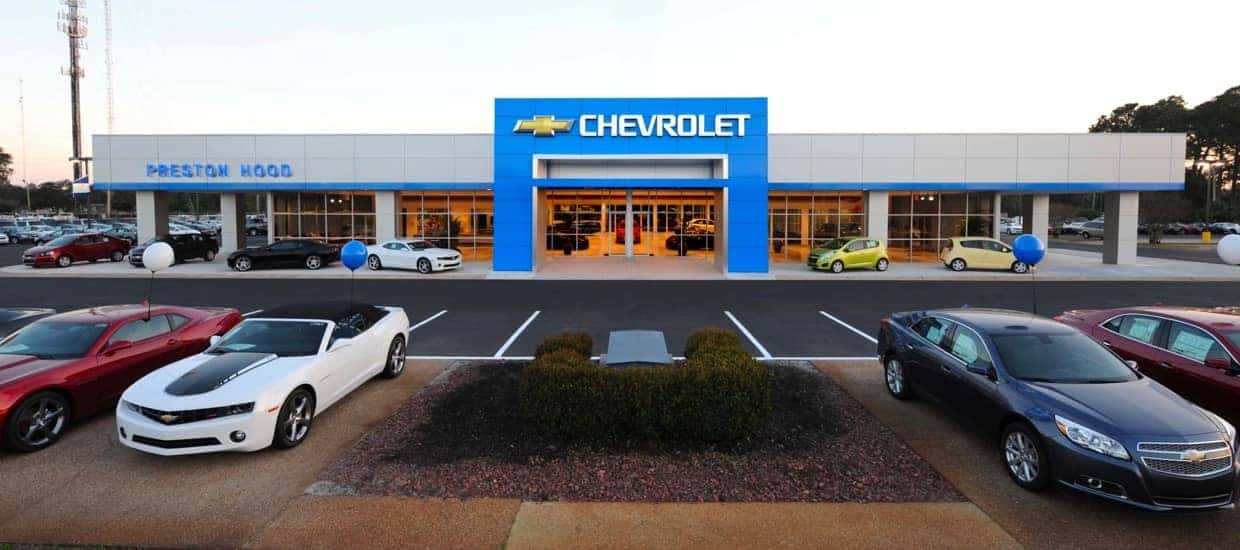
<box><xmin>1</xmin><ymin>0</ymin><xmax>1237</xmax><ymax>184</ymax></box>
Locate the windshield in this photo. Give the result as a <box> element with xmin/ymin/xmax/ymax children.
<box><xmin>0</xmin><ymin>321</ymin><xmax>110</xmax><ymax>359</ymax></box>
<box><xmin>1222</xmin><ymin>331</ymin><xmax>1240</xmax><ymax>351</ymax></box>
<box><xmin>817</xmin><ymin>238</ymin><xmax>850</xmax><ymax>250</ymax></box>
<box><xmin>992</xmin><ymin>332</ymin><xmax>1139</xmax><ymax>384</ymax></box>
<box><xmin>45</xmin><ymin>235</ymin><xmax>76</xmax><ymax>247</ymax></box>
<box><xmin>208</xmin><ymin>320</ymin><xmax>327</xmax><ymax>357</ymax></box>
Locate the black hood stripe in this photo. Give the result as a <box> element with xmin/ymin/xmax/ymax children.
<box><xmin>164</xmin><ymin>352</ymin><xmax>276</xmax><ymax>396</ymax></box>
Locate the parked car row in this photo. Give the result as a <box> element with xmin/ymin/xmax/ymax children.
<box><xmin>1057</xmin><ymin>218</ymin><xmax>1240</xmax><ymax>238</ymax></box>
<box><xmin>879</xmin><ymin>306</ymin><xmax>1237</xmax><ymax>512</ymax></box>
<box><xmin>0</xmin><ymin>301</ymin><xmax>410</xmax><ymax>456</ymax></box>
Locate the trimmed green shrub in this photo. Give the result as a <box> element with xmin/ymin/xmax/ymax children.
<box><xmin>519</xmin><ymin>329</ymin><xmax>770</xmax><ymax>446</ymax></box>
<box><xmin>534</xmin><ymin>331</ymin><xmax>593</xmax><ymax>359</ymax></box>
<box><xmin>683</xmin><ymin>327</ymin><xmax>744</xmax><ymax>359</ymax></box>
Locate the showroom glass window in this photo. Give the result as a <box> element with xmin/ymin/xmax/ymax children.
<box><xmin>399</xmin><ymin>191</ymin><xmax>495</xmax><ymax>262</ymax></box>
<box><xmin>271</xmin><ymin>192</ymin><xmax>377</xmax><ymax>245</ymax></box>
<box><xmin>768</xmin><ymin>191</ymin><xmax>865</xmax><ymax>262</ymax></box>
<box><xmin>887</xmin><ymin>192</ymin><xmax>994</xmax><ymax>262</ymax></box>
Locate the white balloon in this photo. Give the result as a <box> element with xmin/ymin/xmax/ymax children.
<box><xmin>1219</xmin><ymin>234</ymin><xmax>1240</xmax><ymax>266</ymax></box>
<box><xmin>143</xmin><ymin>241</ymin><xmax>176</xmax><ymax>272</ymax></box>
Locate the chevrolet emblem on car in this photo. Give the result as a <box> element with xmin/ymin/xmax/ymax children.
<box><xmin>159</xmin><ymin>414</ymin><xmax>178</xmax><ymax>424</ymax></box>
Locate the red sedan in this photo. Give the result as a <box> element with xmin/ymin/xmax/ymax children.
<box><xmin>22</xmin><ymin>233</ymin><xmax>131</xmax><ymax>268</ymax></box>
<box><xmin>1056</xmin><ymin>306</ymin><xmax>1240</xmax><ymax>427</ymax></box>
<box><xmin>0</xmin><ymin>304</ymin><xmax>242</xmax><ymax>452</ymax></box>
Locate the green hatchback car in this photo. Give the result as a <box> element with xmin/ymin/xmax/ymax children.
<box><xmin>808</xmin><ymin>237</ymin><xmax>890</xmax><ymax>273</ymax></box>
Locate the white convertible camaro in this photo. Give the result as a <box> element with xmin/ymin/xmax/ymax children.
<box><xmin>116</xmin><ymin>302</ymin><xmax>410</xmax><ymax>455</ymax></box>
<box><xmin>365</xmin><ymin>239</ymin><xmax>462</xmax><ymax>274</ymax></box>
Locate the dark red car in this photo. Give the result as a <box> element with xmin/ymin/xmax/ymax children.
<box><xmin>0</xmin><ymin>304</ymin><xmax>242</xmax><ymax>452</ymax></box>
<box><xmin>22</xmin><ymin>233</ymin><xmax>131</xmax><ymax>268</ymax></box>
<box><xmin>1056</xmin><ymin>306</ymin><xmax>1240</xmax><ymax>426</ymax></box>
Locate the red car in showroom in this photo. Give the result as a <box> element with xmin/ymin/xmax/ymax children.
<box><xmin>22</xmin><ymin>233</ymin><xmax>131</xmax><ymax>268</ymax></box>
<box><xmin>0</xmin><ymin>304</ymin><xmax>242</xmax><ymax>452</ymax></box>
<box><xmin>1056</xmin><ymin>306</ymin><xmax>1240</xmax><ymax>426</ymax></box>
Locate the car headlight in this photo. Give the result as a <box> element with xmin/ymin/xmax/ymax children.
<box><xmin>1199</xmin><ymin>408</ymin><xmax>1236</xmax><ymax>444</ymax></box>
<box><xmin>122</xmin><ymin>400</ymin><xmax>141</xmax><ymax>413</ymax></box>
<box><xmin>39</xmin><ymin>251</ymin><xmax>53</xmax><ymax>257</ymax></box>
<box><xmin>1055</xmin><ymin>415</ymin><xmax>1130</xmax><ymax>460</ymax></box>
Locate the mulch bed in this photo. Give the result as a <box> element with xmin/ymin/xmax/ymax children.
<box><xmin>319</xmin><ymin>361</ymin><xmax>962</xmax><ymax>502</ymax></box>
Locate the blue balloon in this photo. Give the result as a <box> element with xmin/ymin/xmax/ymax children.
<box><xmin>340</xmin><ymin>240</ymin><xmax>367</xmax><ymax>272</ymax></box>
<box><xmin>1011</xmin><ymin>234</ymin><xmax>1046</xmax><ymax>266</ymax></box>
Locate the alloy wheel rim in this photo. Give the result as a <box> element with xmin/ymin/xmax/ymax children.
<box><xmin>16</xmin><ymin>397</ymin><xmax>66</xmax><ymax>447</ymax></box>
<box><xmin>1014</xmin><ymin>262</ymin><xmax>1027</xmax><ymax>273</ymax></box>
<box><xmin>952</xmin><ymin>260</ymin><xmax>964</xmax><ymax>271</ymax></box>
<box><xmin>390</xmin><ymin>339</ymin><xmax>405</xmax><ymax>373</ymax></box>
<box><xmin>368</xmin><ymin>256</ymin><xmax>380</xmax><ymax>269</ymax></box>
<box><xmin>237</xmin><ymin>258</ymin><xmax>250</xmax><ymax>271</ymax></box>
<box><xmin>878</xmin><ymin>259</ymin><xmax>888</xmax><ymax>271</ymax></box>
<box><xmin>285</xmin><ymin>395</ymin><xmax>312</xmax><ymax>442</ymax></box>
<box><xmin>1005</xmin><ymin>432</ymin><xmax>1039</xmax><ymax>482</ymax></box>
<box><xmin>58</xmin><ymin>256</ymin><xmax>70</xmax><ymax>267</ymax></box>
<box><xmin>419</xmin><ymin>260</ymin><xmax>430</xmax><ymax>273</ymax></box>
<box><xmin>885</xmin><ymin>359</ymin><xmax>903</xmax><ymax>394</ymax></box>
<box><xmin>307</xmin><ymin>257</ymin><xmax>321</xmax><ymax>269</ymax></box>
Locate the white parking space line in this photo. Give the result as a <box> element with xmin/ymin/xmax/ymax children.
<box><xmin>242</xmin><ymin>309</ymin><xmax>262</xmax><ymax>317</ymax></box>
<box><xmin>761</xmin><ymin>356</ymin><xmax>877</xmax><ymax>362</ymax></box>
<box><xmin>408</xmin><ymin>355</ymin><xmax>535</xmax><ymax>361</ymax></box>
<box><xmin>818</xmin><ymin>311</ymin><xmax>879</xmax><ymax>344</ymax></box>
<box><xmin>494</xmin><ymin>310</ymin><xmax>541</xmax><ymax>358</ymax></box>
<box><xmin>724</xmin><ymin>310</ymin><xmax>772</xmax><ymax>359</ymax></box>
<box><xmin>408</xmin><ymin>309</ymin><xmax>448</xmax><ymax>334</ymax></box>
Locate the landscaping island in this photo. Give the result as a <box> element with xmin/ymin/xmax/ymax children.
<box><xmin>321</xmin><ymin>331</ymin><xmax>960</xmax><ymax>503</ymax></box>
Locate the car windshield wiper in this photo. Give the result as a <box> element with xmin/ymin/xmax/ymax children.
<box><xmin>1018</xmin><ymin>377</ymin><xmax>1063</xmax><ymax>383</ymax></box>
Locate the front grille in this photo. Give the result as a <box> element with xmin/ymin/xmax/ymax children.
<box><xmin>1151</xmin><ymin>493</ymin><xmax>1234</xmax><ymax>509</ymax></box>
<box><xmin>1139</xmin><ymin>441</ymin><xmax>1229</xmax><ymax>453</ymax></box>
<box><xmin>130</xmin><ymin>402</ymin><xmax>253</xmax><ymax>425</ymax></box>
<box><xmin>131</xmin><ymin>435</ymin><xmax>221</xmax><ymax>449</ymax></box>
<box><xmin>806</xmin><ymin>255</ymin><xmax>819</xmax><ymax>266</ymax></box>
<box><xmin>1142</xmin><ymin>456</ymin><xmax>1233</xmax><ymax>477</ymax></box>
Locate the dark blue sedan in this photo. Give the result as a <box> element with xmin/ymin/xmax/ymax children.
<box><xmin>878</xmin><ymin>308</ymin><xmax>1238</xmax><ymax>511</ymax></box>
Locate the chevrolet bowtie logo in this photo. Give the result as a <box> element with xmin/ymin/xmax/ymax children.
<box><xmin>513</xmin><ymin>115</ymin><xmax>574</xmax><ymax>137</ymax></box>
<box><xmin>159</xmin><ymin>414</ymin><xmax>178</xmax><ymax>424</ymax></box>
<box><xmin>1183</xmin><ymin>449</ymin><xmax>1206</xmax><ymax>463</ymax></box>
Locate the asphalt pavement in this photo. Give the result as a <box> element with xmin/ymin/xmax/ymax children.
<box><xmin>2</xmin><ymin>277</ymin><xmax>1237</xmax><ymax>360</ymax></box>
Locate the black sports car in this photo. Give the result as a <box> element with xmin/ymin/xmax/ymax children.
<box><xmin>665</xmin><ymin>230</ymin><xmax>715</xmax><ymax>252</ymax></box>
<box><xmin>878</xmin><ymin>308</ymin><xmax>1237</xmax><ymax>511</ymax></box>
<box><xmin>226</xmin><ymin>239</ymin><xmax>339</xmax><ymax>272</ymax></box>
<box><xmin>0</xmin><ymin>307</ymin><xmax>55</xmax><ymax>337</ymax></box>
<box><xmin>546</xmin><ymin>227</ymin><xmax>589</xmax><ymax>252</ymax></box>
<box><xmin>130</xmin><ymin>234</ymin><xmax>220</xmax><ymax>267</ymax></box>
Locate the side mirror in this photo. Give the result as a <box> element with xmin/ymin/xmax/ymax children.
<box><xmin>209</xmin><ymin>335</ymin><xmax>222</xmax><ymax>347</ymax></box>
<box><xmin>103</xmin><ymin>340</ymin><xmax>132</xmax><ymax>355</ymax></box>
<box><xmin>966</xmin><ymin>361</ymin><xmax>996</xmax><ymax>380</ymax></box>
<box><xmin>1204</xmin><ymin>357</ymin><xmax>1233</xmax><ymax>371</ymax></box>
<box><xmin>1125</xmin><ymin>359</ymin><xmax>1139</xmax><ymax>371</ymax></box>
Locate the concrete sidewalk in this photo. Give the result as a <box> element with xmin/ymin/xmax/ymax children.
<box><xmin>247</xmin><ymin>496</ymin><xmax>1021</xmax><ymax>550</ymax></box>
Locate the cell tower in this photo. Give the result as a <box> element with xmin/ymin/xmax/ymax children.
<box><xmin>58</xmin><ymin>0</ymin><xmax>89</xmax><ymax>182</ymax></box>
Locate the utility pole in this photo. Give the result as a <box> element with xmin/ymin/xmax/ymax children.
<box><xmin>18</xmin><ymin>79</ymin><xmax>31</xmax><ymax>212</ymax></box>
<box><xmin>58</xmin><ymin>0</ymin><xmax>88</xmax><ymax>183</ymax></box>
<box><xmin>104</xmin><ymin>0</ymin><xmax>114</xmax><ymax>216</ymax></box>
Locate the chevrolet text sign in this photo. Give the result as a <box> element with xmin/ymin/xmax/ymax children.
<box><xmin>514</xmin><ymin>114</ymin><xmax>750</xmax><ymax>138</ymax></box>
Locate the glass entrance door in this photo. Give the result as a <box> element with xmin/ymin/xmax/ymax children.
<box><xmin>545</xmin><ymin>188</ymin><xmax>716</xmax><ymax>260</ymax></box>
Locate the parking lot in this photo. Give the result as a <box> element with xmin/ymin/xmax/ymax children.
<box><xmin>2</xmin><ymin>277</ymin><xmax>1239</xmax><ymax>361</ymax></box>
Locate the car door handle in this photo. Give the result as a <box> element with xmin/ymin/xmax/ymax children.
<box><xmin>165</xmin><ymin>339</ymin><xmax>180</xmax><ymax>346</ymax></box>
<box><xmin>1102</xmin><ymin>341</ymin><xmax>1113</xmax><ymax>347</ymax></box>
<box><xmin>1157</xmin><ymin>361</ymin><xmax>1173</xmax><ymax>369</ymax></box>
<box><xmin>903</xmin><ymin>343</ymin><xmax>915</xmax><ymax>351</ymax></box>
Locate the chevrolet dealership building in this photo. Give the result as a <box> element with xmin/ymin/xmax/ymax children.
<box><xmin>92</xmin><ymin>97</ymin><xmax>1186</xmax><ymax>274</ymax></box>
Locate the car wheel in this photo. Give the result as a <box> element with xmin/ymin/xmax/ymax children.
<box><xmin>272</xmin><ymin>388</ymin><xmax>315</xmax><ymax>449</ymax></box>
<box><xmin>417</xmin><ymin>258</ymin><xmax>432</xmax><ymax>274</ymax></box>
<box><xmin>379</xmin><ymin>335</ymin><xmax>406</xmax><ymax>379</ymax></box>
<box><xmin>1001</xmin><ymin>422</ymin><xmax>1051</xmax><ymax>491</ymax></box>
<box><xmin>234</xmin><ymin>255</ymin><xmax>252</xmax><ymax>272</ymax></box>
<box><xmin>1011</xmin><ymin>261</ymin><xmax>1029</xmax><ymax>274</ymax></box>
<box><xmin>949</xmin><ymin>258</ymin><xmax>966</xmax><ymax>272</ymax></box>
<box><xmin>204</xmin><ymin>249</ymin><xmax>216</xmax><ymax>262</ymax></box>
<box><xmin>876</xmin><ymin>258</ymin><xmax>889</xmax><ymax>272</ymax></box>
<box><xmin>56</xmin><ymin>255</ymin><xmax>72</xmax><ymax>268</ymax></box>
<box><xmin>367</xmin><ymin>255</ymin><xmax>382</xmax><ymax>271</ymax></box>
<box><xmin>1081</xmin><ymin>232</ymin><xmax>1091</xmax><ymax>240</ymax></box>
<box><xmin>3</xmin><ymin>391</ymin><xmax>70</xmax><ymax>452</ymax></box>
<box><xmin>304</xmin><ymin>255</ymin><xmax>323</xmax><ymax>270</ymax></box>
<box><xmin>883</xmin><ymin>357</ymin><xmax>913</xmax><ymax>400</ymax></box>
<box><xmin>110</xmin><ymin>250</ymin><xmax>124</xmax><ymax>262</ymax></box>
<box><xmin>830</xmin><ymin>260</ymin><xmax>844</xmax><ymax>273</ymax></box>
